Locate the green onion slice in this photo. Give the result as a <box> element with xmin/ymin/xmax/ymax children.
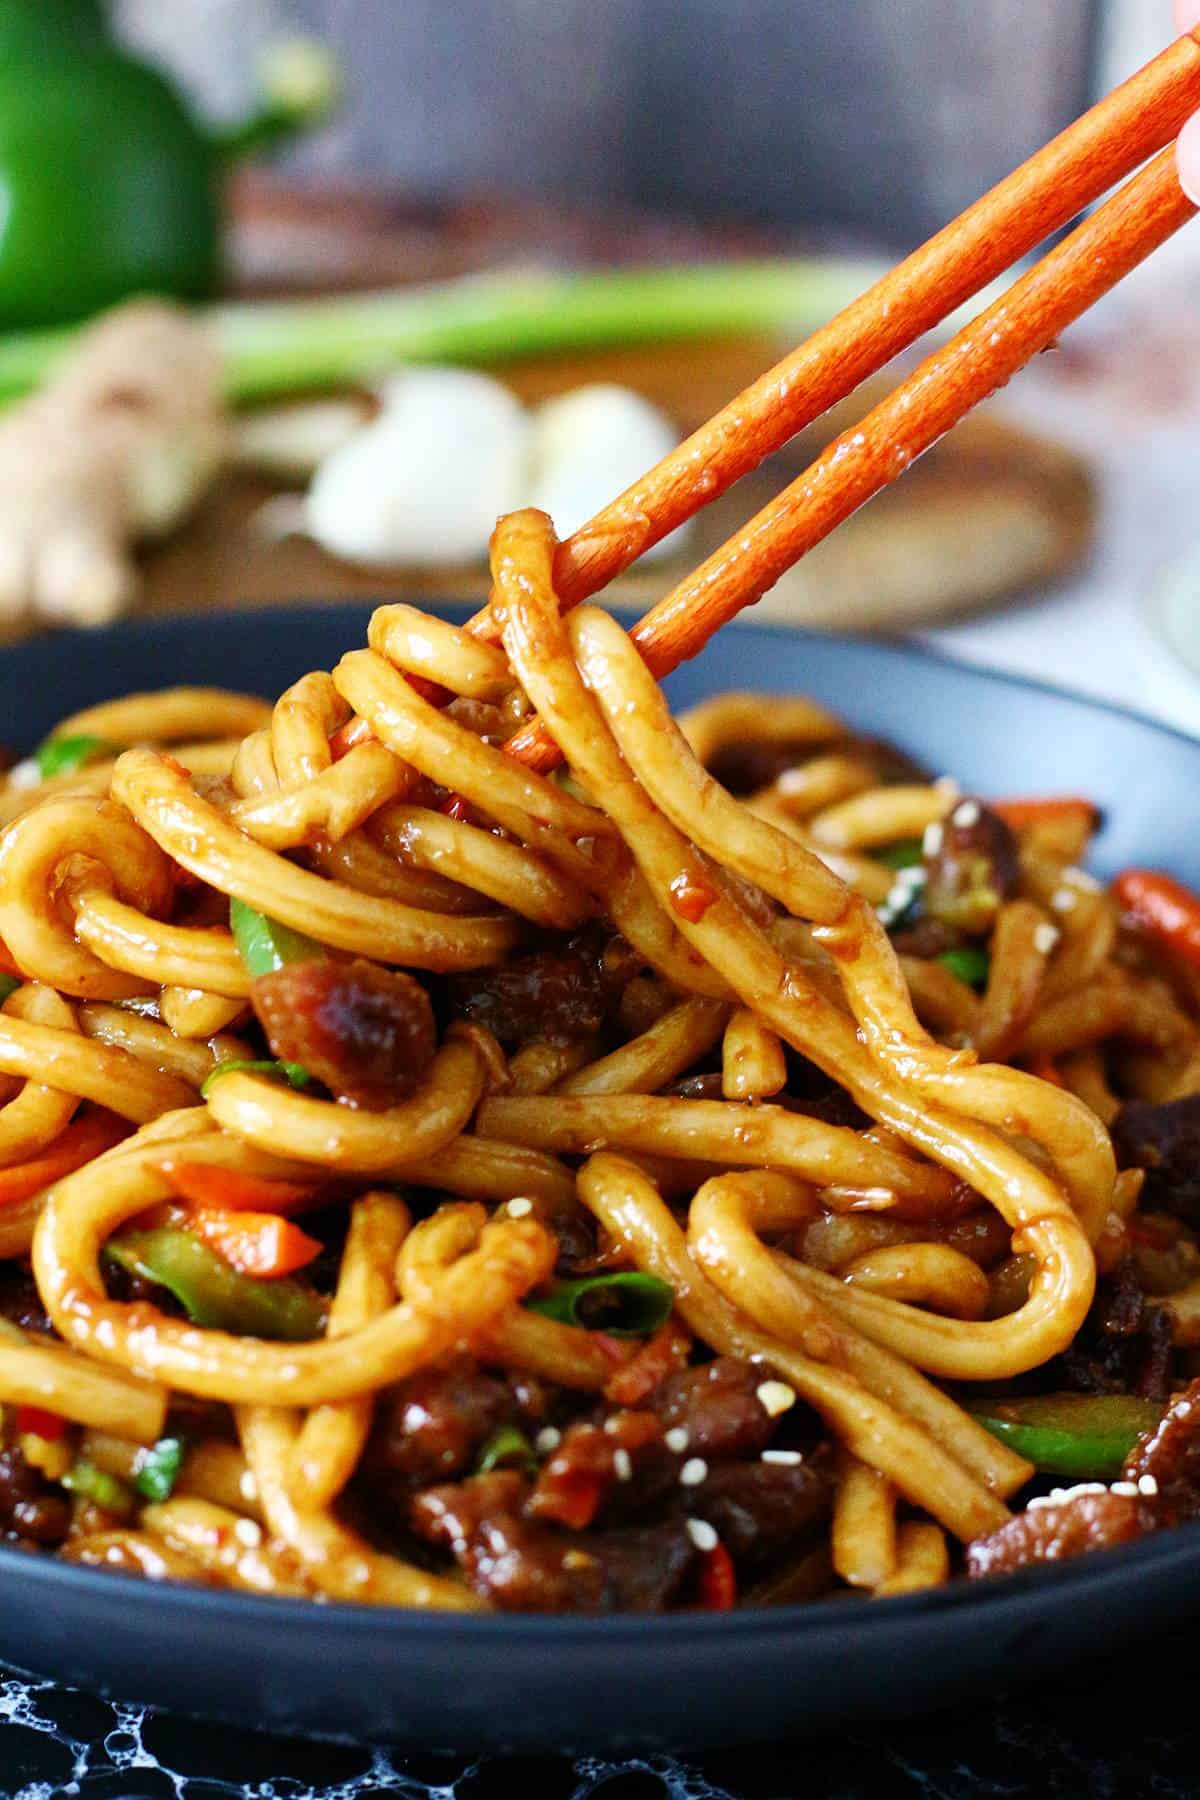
<box><xmin>526</xmin><ymin>1271</ymin><xmax>674</xmax><ymax>1338</ymax></box>
<box><xmin>133</xmin><ymin>1435</ymin><xmax>187</xmax><ymax>1503</ymax></box>
<box><xmin>201</xmin><ymin>1058</ymin><xmax>310</xmax><ymax>1098</ymax></box>
<box><xmin>476</xmin><ymin>1426</ymin><xmax>538</xmax><ymax>1476</ymax></box>
<box><xmin>937</xmin><ymin>946</ymin><xmax>991</xmax><ymax>989</ymax></box>
<box><xmin>35</xmin><ymin>734</ymin><xmax>115</xmax><ymax>780</ymax></box>
<box><xmin>62</xmin><ymin>1458</ymin><xmax>135</xmax><ymax>1516</ymax></box>
<box><xmin>875</xmin><ymin>838</ymin><xmax>924</xmax><ymax>870</ymax></box>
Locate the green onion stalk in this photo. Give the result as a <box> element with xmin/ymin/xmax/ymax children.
<box><xmin>0</xmin><ymin>259</ymin><xmax>889</xmax><ymax>409</ymax></box>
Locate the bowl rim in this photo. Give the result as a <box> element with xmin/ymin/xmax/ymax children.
<box><xmin>3</xmin><ymin>603</ymin><xmax>1199</xmax><ymax>1643</ymax></box>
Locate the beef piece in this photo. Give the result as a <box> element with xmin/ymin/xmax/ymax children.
<box><xmin>529</xmin><ymin>1411</ymin><xmax>673</xmax><ymax>1529</ymax></box>
<box><xmin>411</xmin><ymin>1471</ymin><xmax>694</xmax><ymax>1612</ymax></box>
<box><xmin>0</xmin><ymin>1445</ymin><xmax>70</xmax><ymax>1546</ymax></box>
<box><xmin>0</xmin><ymin>1264</ymin><xmax>53</xmax><ymax>1335</ymax></box>
<box><xmin>890</xmin><ymin>918</ymin><xmax>961</xmax><ymax>959</ymax></box>
<box><xmin>252</xmin><ymin>958</ymin><xmax>436</xmax><ymax>1109</ymax></box>
<box><xmin>1112</xmin><ymin>1096</ymin><xmax>1200</xmax><ymax>1228</ymax></box>
<box><xmin>685</xmin><ymin>1455</ymin><xmax>833</xmax><ymax>1567</ymax></box>
<box><xmin>967</xmin><ymin>1489</ymin><xmax>1147</xmax><ymax>1579</ymax></box>
<box><xmin>648</xmin><ymin>1358</ymin><xmax>776</xmax><ymax>1462</ymax></box>
<box><xmin>1055</xmin><ymin>1262</ymin><xmax>1174</xmax><ymax>1401</ymax></box>
<box><xmin>445</xmin><ymin>929</ymin><xmax>614</xmax><ymax>1050</ymax></box>
<box><xmin>922</xmin><ymin>799</ymin><xmax>1018</xmax><ymax>938</ymax></box>
<box><xmin>705</xmin><ymin>733</ymin><xmax>926</xmax><ymax>798</ymax></box>
<box><xmin>362</xmin><ymin>1356</ymin><xmax>517</xmax><ymax>1492</ymax></box>
<box><xmin>1125</xmin><ymin>1376</ymin><xmax>1200</xmax><ymax>1527</ymax></box>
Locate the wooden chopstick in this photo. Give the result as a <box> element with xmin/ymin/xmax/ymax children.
<box><xmin>473</xmin><ymin>25</ymin><xmax>1200</xmax><ymax>644</ymax></box>
<box><xmin>493</xmin><ymin>42</ymin><xmax>1200</xmax><ymax>773</ymax></box>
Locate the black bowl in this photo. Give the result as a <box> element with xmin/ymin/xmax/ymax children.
<box><xmin>2</xmin><ymin>601</ymin><xmax>1199</xmax><ymax>1753</ymax></box>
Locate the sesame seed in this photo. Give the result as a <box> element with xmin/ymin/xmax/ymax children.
<box><xmin>234</xmin><ymin>1518</ymin><xmax>262</xmax><ymax>1547</ymax></box>
<box><xmin>952</xmin><ymin>799</ymin><xmax>981</xmax><ymax>828</ymax></box>
<box><xmin>1111</xmin><ymin>1481</ymin><xmax>1139</xmax><ymax>1498</ymax></box>
<box><xmin>1065</xmin><ymin>866</ymin><xmax>1101</xmax><ymax>892</ymax></box>
<box><xmin>1027</xmin><ymin>1481</ymin><xmax>1106</xmax><ymax>1511</ymax></box>
<box><xmin>679</xmin><ymin>1457</ymin><xmax>708</xmax><ymax>1487</ymax></box>
<box><xmin>664</xmin><ymin>1427</ymin><xmax>689</xmax><ymax>1453</ymax></box>
<box><xmin>613</xmin><ymin>1448</ymin><xmax>633</xmax><ymax>1482</ymax></box>
<box><xmin>506</xmin><ymin>1197</ymin><xmax>533</xmax><ymax>1218</ymax></box>
<box><xmin>761</xmin><ymin>1449</ymin><xmax>803</xmax><ymax>1467</ymax></box>
<box><xmin>922</xmin><ymin>821</ymin><xmax>944</xmax><ymax>856</ymax></box>
<box><xmin>1137</xmin><ymin>1475</ymin><xmax>1159</xmax><ymax>1497</ymax></box>
<box><xmin>933</xmin><ymin>776</ymin><xmax>959</xmax><ymax>797</ymax></box>
<box><xmin>535</xmin><ymin>1427</ymin><xmax>561</xmax><ymax>1455</ymax></box>
<box><xmin>1050</xmin><ymin>887</ymin><xmax>1078</xmax><ymax>913</ymax></box>
<box><xmin>686</xmin><ymin>1518</ymin><xmax>718</xmax><ymax>1553</ymax></box>
<box><xmin>239</xmin><ymin>1472</ymin><xmax>259</xmax><ymax>1503</ymax></box>
<box><xmin>1033</xmin><ymin>922</ymin><xmax>1060</xmax><ymax>955</ymax></box>
<box><xmin>756</xmin><ymin>1380</ymin><xmax>796</xmax><ymax>1417</ymax></box>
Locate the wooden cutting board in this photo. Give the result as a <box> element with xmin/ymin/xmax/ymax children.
<box><xmin>137</xmin><ymin>180</ymin><xmax>1095</xmax><ymax>632</ymax></box>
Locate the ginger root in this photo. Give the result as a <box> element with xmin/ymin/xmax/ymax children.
<box><xmin>0</xmin><ymin>299</ymin><xmax>227</xmax><ymax>630</ymax></box>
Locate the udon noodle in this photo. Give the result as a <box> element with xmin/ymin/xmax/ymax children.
<box><xmin>0</xmin><ymin>506</ymin><xmax>1195</xmax><ymax>1610</ymax></box>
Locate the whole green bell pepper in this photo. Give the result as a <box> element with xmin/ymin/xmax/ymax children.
<box><xmin>0</xmin><ymin>0</ymin><xmax>336</xmax><ymax>329</ymax></box>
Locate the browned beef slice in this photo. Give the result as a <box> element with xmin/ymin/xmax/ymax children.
<box><xmin>445</xmin><ymin>931</ymin><xmax>613</xmax><ymax>1050</ymax></box>
<box><xmin>252</xmin><ymin>958</ymin><xmax>435</xmax><ymax>1108</ymax></box>
<box><xmin>647</xmin><ymin>1357</ymin><xmax>777</xmax><ymax>1462</ymax></box>
<box><xmin>966</xmin><ymin>1490</ymin><xmax>1147</xmax><ymax>1579</ymax></box>
<box><xmin>1055</xmin><ymin>1262</ymin><xmax>1174</xmax><ymax>1401</ymax></box>
<box><xmin>411</xmin><ymin>1472</ymin><xmax>694</xmax><ymax>1612</ymax></box>
<box><xmin>1124</xmin><ymin>1376</ymin><xmax>1200</xmax><ymax>1526</ymax></box>
<box><xmin>1112</xmin><ymin>1096</ymin><xmax>1200</xmax><ymax>1228</ymax></box>
<box><xmin>684</xmin><ymin>1456</ymin><xmax>833</xmax><ymax>1566</ymax></box>
<box><xmin>0</xmin><ymin>1446</ymin><xmax>70</xmax><ymax>1546</ymax></box>
<box><xmin>922</xmin><ymin>800</ymin><xmax>1019</xmax><ymax>938</ymax></box>
<box><xmin>362</xmin><ymin>1356</ymin><xmax>517</xmax><ymax>1491</ymax></box>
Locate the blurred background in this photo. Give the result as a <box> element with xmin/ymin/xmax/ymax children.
<box><xmin>4</xmin><ymin>0</ymin><xmax>1200</xmax><ymax>728</ymax></box>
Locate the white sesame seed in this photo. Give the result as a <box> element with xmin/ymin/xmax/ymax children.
<box><xmin>1050</xmin><ymin>887</ymin><xmax>1079</xmax><ymax>914</ymax></box>
<box><xmin>239</xmin><ymin>1471</ymin><xmax>259</xmax><ymax>1503</ymax></box>
<box><xmin>612</xmin><ymin>1448</ymin><xmax>633</xmax><ymax>1482</ymax></box>
<box><xmin>686</xmin><ymin>1518</ymin><xmax>719</xmax><ymax>1553</ymax></box>
<box><xmin>922</xmin><ymin>821</ymin><xmax>944</xmax><ymax>857</ymax></box>
<box><xmin>1110</xmin><ymin>1481</ymin><xmax>1139</xmax><ymax>1498</ymax></box>
<box><xmin>1137</xmin><ymin>1475</ymin><xmax>1159</xmax><ymax>1497</ymax></box>
<box><xmin>679</xmin><ymin>1457</ymin><xmax>708</xmax><ymax>1487</ymax></box>
<box><xmin>1033</xmin><ymin>922</ymin><xmax>1060</xmax><ymax>955</ymax></box>
<box><xmin>8</xmin><ymin>759</ymin><xmax>40</xmax><ymax>792</ymax></box>
<box><xmin>761</xmin><ymin>1449</ymin><xmax>803</xmax><ymax>1467</ymax></box>
<box><xmin>756</xmin><ymin>1380</ymin><xmax>796</xmax><ymax>1417</ymax></box>
<box><xmin>664</xmin><ymin>1427</ymin><xmax>689</xmax><ymax>1454</ymax></box>
<box><xmin>1027</xmin><ymin>1481</ymin><xmax>1106</xmax><ymax>1511</ymax></box>
<box><xmin>535</xmin><ymin>1427</ymin><xmax>561</xmax><ymax>1455</ymax></box>
<box><xmin>933</xmin><ymin>776</ymin><xmax>960</xmax><ymax>797</ymax></box>
<box><xmin>952</xmin><ymin>799</ymin><xmax>981</xmax><ymax>829</ymax></box>
<box><xmin>234</xmin><ymin>1518</ymin><xmax>262</xmax><ymax>1547</ymax></box>
<box><xmin>1065</xmin><ymin>866</ymin><xmax>1101</xmax><ymax>892</ymax></box>
<box><xmin>505</xmin><ymin>1197</ymin><xmax>533</xmax><ymax>1218</ymax></box>
<box><xmin>776</xmin><ymin>768</ymin><xmax>810</xmax><ymax>797</ymax></box>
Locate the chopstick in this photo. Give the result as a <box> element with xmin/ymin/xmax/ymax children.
<box><xmin>476</xmin><ymin>32</ymin><xmax>1200</xmax><ymax>772</ymax></box>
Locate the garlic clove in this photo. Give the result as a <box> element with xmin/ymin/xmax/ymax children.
<box><xmin>307</xmin><ymin>366</ymin><xmax>531</xmax><ymax>566</ymax></box>
<box><xmin>527</xmin><ymin>383</ymin><xmax>693</xmax><ymax>564</ymax></box>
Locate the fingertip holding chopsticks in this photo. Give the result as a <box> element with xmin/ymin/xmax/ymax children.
<box><xmin>475</xmin><ymin>27</ymin><xmax>1200</xmax><ymax>774</ymax></box>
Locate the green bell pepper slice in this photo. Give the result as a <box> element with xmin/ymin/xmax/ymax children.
<box><xmin>106</xmin><ymin>1226</ymin><xmax>326</xmax><ymax>1343</ymax></box>
<box><xmin>132</xmin><ymin>1435</ymin><xmax>186</xmax><ymax>1504</ymax></box>
<box><xmin>968</xmin><ymin>1393</ymin><xmax>1165</xmax><ymax>1480</ymax></box>
<box><xmin>228</xmin><ymin>899</ymin><xmax>327</xmax><ymax>979</ymax></box>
